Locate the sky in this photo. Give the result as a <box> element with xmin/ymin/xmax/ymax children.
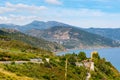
<box><xmin>0</xmin><ymin>0</ymin><xmax>120</xmax><ymax>28</ymax></box>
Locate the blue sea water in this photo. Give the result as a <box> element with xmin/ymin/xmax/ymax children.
<box><xmin>58</xmin><ymin>48</ymin><xmax>120</xmax><ymax>71</ymax></box>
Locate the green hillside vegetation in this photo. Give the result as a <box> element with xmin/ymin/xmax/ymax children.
<box><xmin>90</xmin><ymin>52</ymin><xmax>120</xmax><ymax>80</ymax></box>
<box><xmin>0</xmin><ymin>47</ymin><xmax>42</xmax><ymax>61</ymax></box>
<box><xmin>0</xmin><ymin>50</ymin><xmax>119</xmax><ymax>80</ymax></box>
<box><xmin>0</xmin><ymin>28</ymin><xmax>65</xmax><ymax>51</ymax></box>
<box><xmin>0</xmin><ymin>68</ymin><xmax>32</xmax><ymax>80</ymax></box>
<box><xmin>0</xmin><ymin>35</ymin><xmax>53</xmax><ymax>61</ymax></box>
<box><xmin>0</xmin><ymin>46</ymin><xmax>52</xmax><ymax>61</ymax></box>
<box><xmin>0</xmin><ymin>40</ymin><xmax>54</xmax><ymax>61</ymax></box>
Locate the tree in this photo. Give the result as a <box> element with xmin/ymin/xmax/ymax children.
<box><xmin>77</xmin><ymin>52</ymin><xmax>87</xmax><ymax>61</ymax></box>
<box><xmin>68</xmin><ymin>55</ymin><xmax>77</xmax><ymax>65</ymax></box>
<box><xmin>91</xmin><ymin>51</ymin><xmax>100</xmax><ymax>60</ymax></box>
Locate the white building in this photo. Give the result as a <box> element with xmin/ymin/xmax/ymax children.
<box><xmin>83</xmin><ymin>60</ymin><xmax>94</xmax><ymax>71</ymax></box>
<box><xmin>30</xmin><ymin>58</ymin><xmax>44</xmax><ymax>63</ymax></box>
<box><xmin>45</xmin><ymin>58</ymin><xmax>50</xmax><ymax>63</ymax></box>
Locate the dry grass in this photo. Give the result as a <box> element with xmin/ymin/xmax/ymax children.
<box><xmin>0</xmin><ymin>68</ymin><xmax>33</xmax><ymax>80</ymax></box>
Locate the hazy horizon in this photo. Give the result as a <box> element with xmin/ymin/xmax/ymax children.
<box><xmin>1</xmin><ymin>20</ymin><xmax>120</xmax><ymax>29</ymax></box>
<box><xmin>0</xmin><ymin>0</ymin><xmax>120</xmax><ymax>28</ymax></box>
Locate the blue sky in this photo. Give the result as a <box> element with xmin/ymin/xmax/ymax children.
<box><xmin>0</xmin><ymin>0</ymin><xmax>120</xmax><ymax>28</ymax></box>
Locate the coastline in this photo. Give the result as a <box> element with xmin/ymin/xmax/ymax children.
<box><xmin>55</xmin><ymin>47</ymin><xmax>120</xmax><ymax>71</ymax></box>
<box><xmin>54</xmin><ymin>46</ymin><xmax>120</xmax><ymax>55</ymax></box>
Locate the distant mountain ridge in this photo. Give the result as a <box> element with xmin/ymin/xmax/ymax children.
<box><xmin>0</xmin><ymin>24</ymin><xmax>21</xmax><ymax>30</ymax></box>
<box><xmin>23</xmin><ymin>21</ymin><xmax>71</xmax><ymax>31</ymax></box>
<box><xmin>0</xmin><ymin>21</ymin><xmax>71</xmax><ymax>31</ymax></box>
<box><xmin>27</xmin><ymin>26</ymin><xmax>120</xmax><ymax>49</ymax></box>
<box><xmin>84</xmin><ymin>28</ymin><xmax>120</xmax><ymax>41</ymax></box>
<box><xmin>1</xmin><ymin>21</ymin><xmax>120</xmax><ymax>41</ymax></box>
<box><xmin>1</xmin><ymin>20</ymin><xmax>120</xmax><ymax>49</ymax></box>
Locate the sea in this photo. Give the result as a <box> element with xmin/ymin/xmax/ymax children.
<box><xmin>57</xmin><ymin>47</ymin><xmax>120</xmax><ymax>71</ymax></box>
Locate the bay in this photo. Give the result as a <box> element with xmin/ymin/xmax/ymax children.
<box><xmin>58</xmin><ymin>47</ymin><xmax>120</xmax><ymax>71</ymax></box>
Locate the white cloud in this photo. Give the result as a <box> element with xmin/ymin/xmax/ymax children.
<box><xmin>45</xmin><ymin>8</ymin><xmax>106</xmax><ymax>17</ymax></box>
<box><xmin>1</xmin><ymin>7</ymin><xmax>120</xmax><ymax>28</ymax></box>
<box><xmin>38</xmin><ymin>7</ymin><xmax>120</xmax><ymax>28</ymax></box>
<box><xmin>0</xmin><ymin>2</ymin><xmax>47</xmax><ymax>14</ymax></box>
<box><xmin>45</xmin><ymin>0</ymin><xmax>62</xmax><ymax>5</ymax></box>
<box><xmin>6</xmin><ymin>2</ymin><xmax>47</xmax><ymax>11</ymax></box>
<box><xmin>0</xmin><ymin>7</ymin><xmax>15</xmax><ymax>14</ymax></box>
<box><xmin>0</xmin><ymin>2</ymin><xmax>120</xmax><ymax>28</ymax></box>
<box><xmin>0</xmin><ymin>15</ymin><xmax>41</xmax><ymax>25</ymax></box>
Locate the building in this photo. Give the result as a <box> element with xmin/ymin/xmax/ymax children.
<box><xmin>83</xmin><ymin>60</ymin><xmax>94</xmax><ymax>71</ymax></box>
<box><xmin>75</xmin><ymin>62</ymin><xmax>83</xmax><ymax>67</ymax></box>
<box><xmin>45</xmin><ymin>58</ymin><xmax>50</xmax><ymax>63</ymax></box>
<box><xmin>30</xmin><ymin>58</ymin><xmax>44</xmax><ymax>63</ymax></box>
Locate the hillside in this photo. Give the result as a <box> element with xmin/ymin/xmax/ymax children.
<box><xmin>0</xmin><ymin>68</ymin><xmax>32</xmax><ymax>80</ymax></box>
<box><xmin>27</xmin><ymin>26</ymin><xmax>120</xmax><ymax>49</ymax></box>
<box><xmin>84</xmin><ymin>28</ymin><xmax>120</xmax><ymax>41</ymax></box>
<box><xmin>0</xmin><ymin>29</ymin><xmax>54</xmax><ymax>79</ymax></box>
<box><xmin>0</xmin><ymin>34</ymin><xmax>53</xmax><ymax>55</ymax></box>
<box><xmin>0</xmin><ymin>51</ymin><xmax>119</xmax><ymax>80</ymax></box>
<box><xmin>0</xmin><ymin>29</ymin><xmax>65</xmax><ymax>51</ymax></box>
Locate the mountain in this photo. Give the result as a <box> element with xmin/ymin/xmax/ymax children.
<box><xmin>0</xmin><ymin>21</ymin><xmax>71</xmax><ymax>32</ymax></box>
<box><xmin>0</xmin><ymin>29</ymin><xmax>65</xmax><ymax>51</ymax></box>
<box><xmin>0</xmin><ymin>24</ymin><xmax>20</xmax><ymax>30</ymax></box>
<box><xmin>1</xmin><ymin>21</ymin><xmax>120</xmax><ymax>49</ymax></box>
<box><xmin>26</xmin><ymin>26</ymin><xmax>120</xmax><ymax>49</ymax></box>
<box><xmin>84</xmin><ymin>28</ymin><xmax>120</xmax><ymax>41</ymax></box>
<box><xmin>21</xmin><ymin>21</ymin><xmax>71</xmax><ymax>31</ymax></box>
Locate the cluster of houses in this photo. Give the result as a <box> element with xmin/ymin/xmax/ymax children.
<box><xmin>75</xmin><ymin>52</ymin><xmax>97</xmax><ymax>80</ymax></box>
<box><xmin>75</xmin><ymin>52</ymin><xmax>97</xmax><ymax>71</ymax></box>
<box><xmin>75</xmin><ymin>60</ymin><xmax>94</xmax><ymax>71</ymax></box>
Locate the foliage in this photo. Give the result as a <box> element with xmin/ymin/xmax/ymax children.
<box><xmin>77</xmin><ymin>52</ymin><xmax>87</xmax><ymax>61</ymax></box>
<box><xmin>90</xmin><ymin>52</ymin><xmax>120</xmax><ymax>80</ymax></box>
<box><xmin>0</xmin><ymin>29</ymin><xmax>65</xmax><ymax>51</ymax></box>
<box><xmin>0</xmin><ymin>50</ymin><xmax>39</xmax><ymax>61</ymax></box>
<box><xmin>92</xmin><ymin>52</ymin><xmax>100</xmax><ymax>60</ymax></box>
